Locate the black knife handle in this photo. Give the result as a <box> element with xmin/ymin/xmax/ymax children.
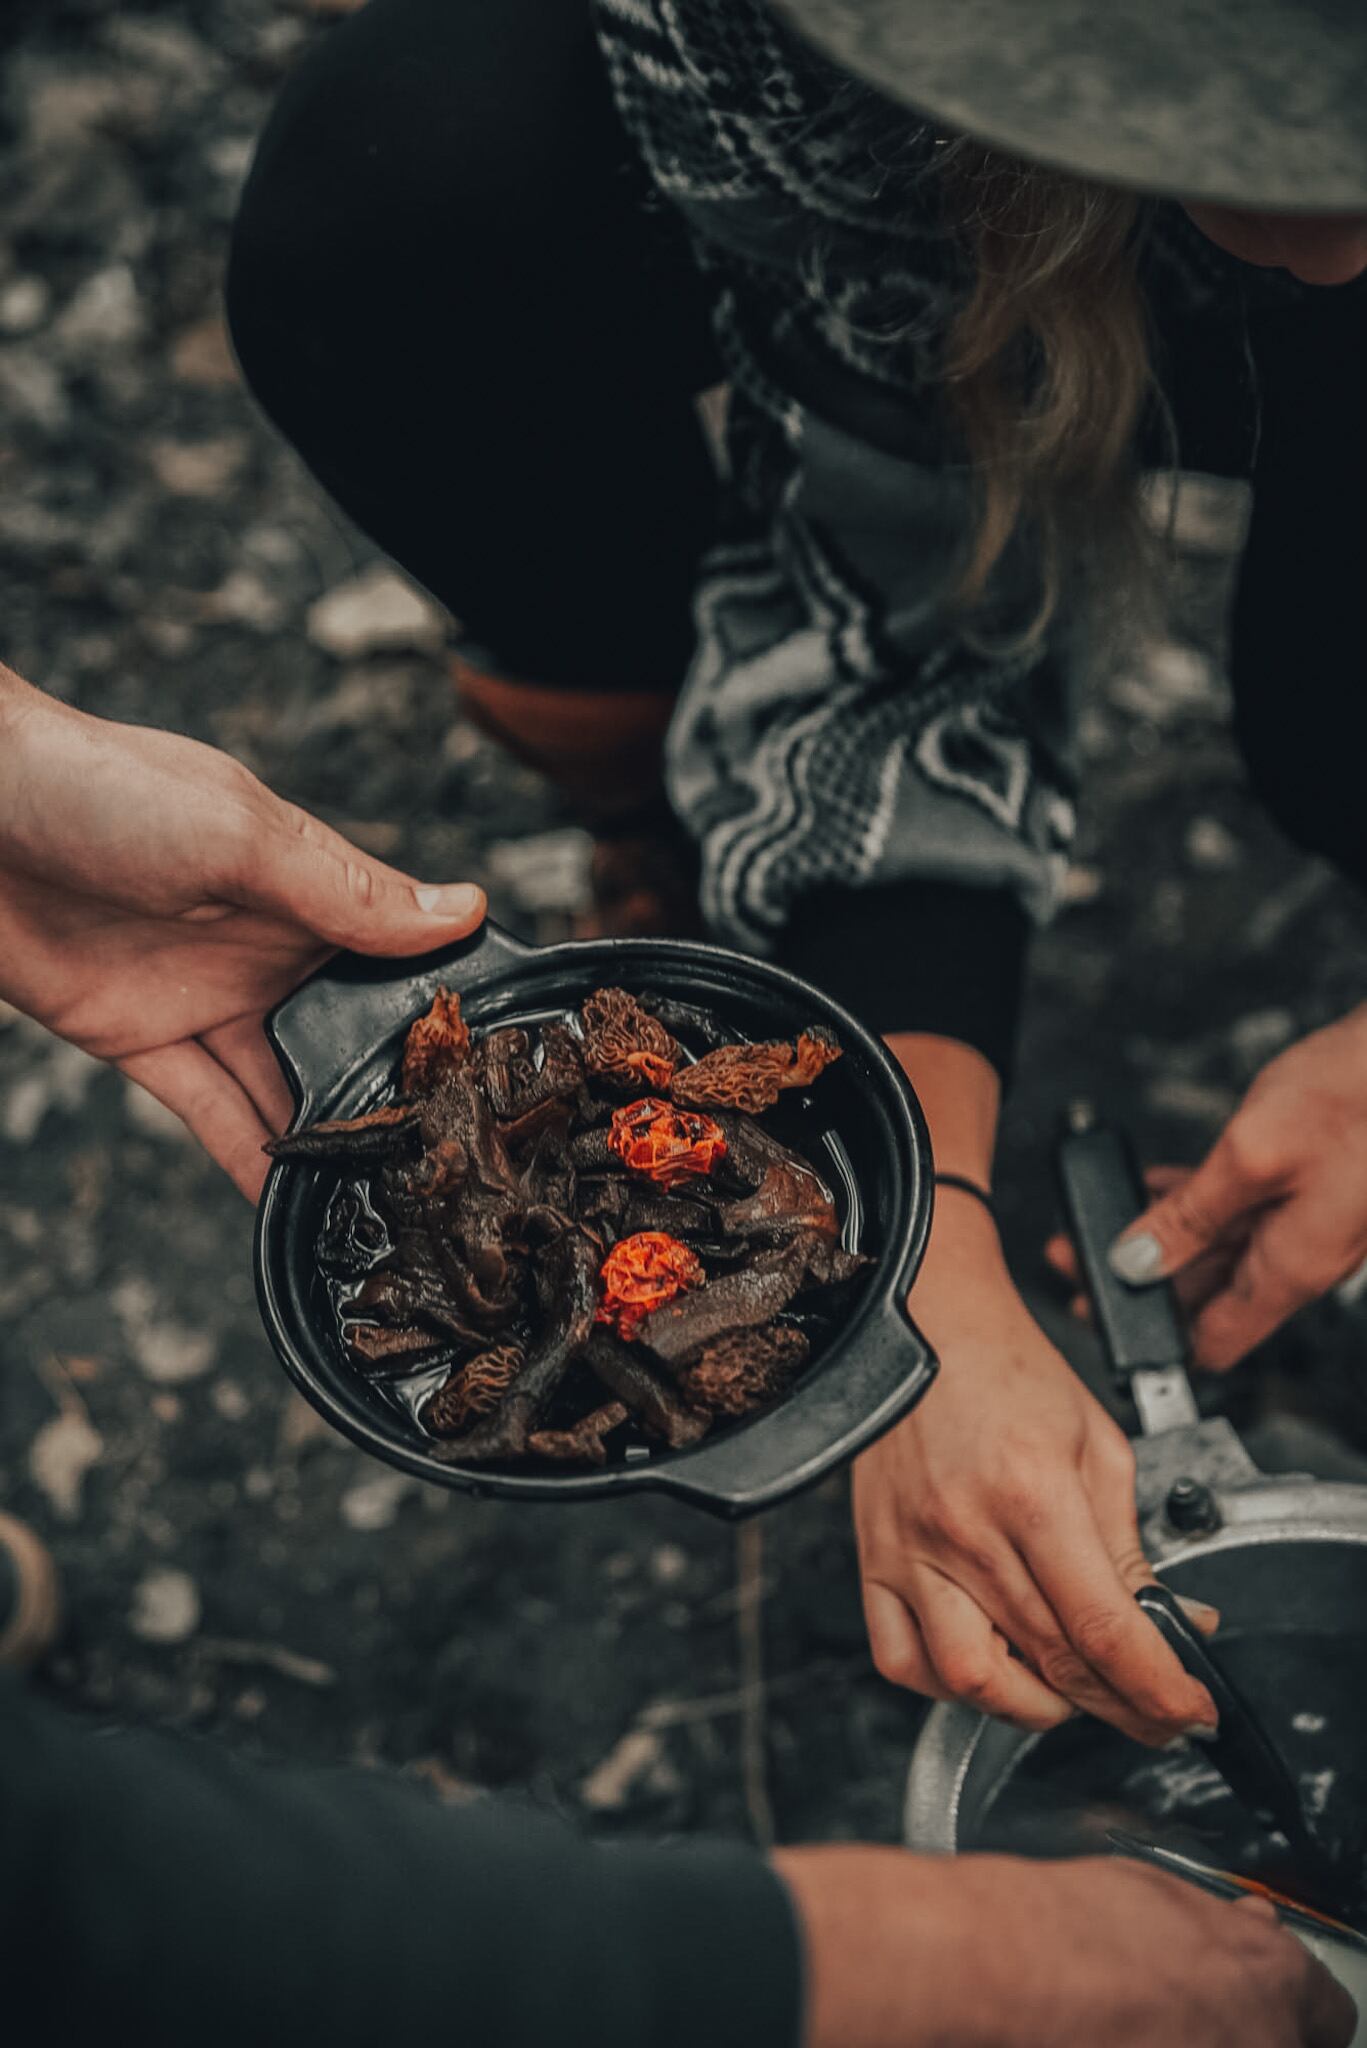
<box><xmin>1054</xmin><ymin>1110</ymin><xmax>1189</xmax><ymax>1392</ymax></box>
<box><xmin>1134</xmin><ymin>1584</ymin><xmax>1341</xmax><ymax>1888</ymax></box>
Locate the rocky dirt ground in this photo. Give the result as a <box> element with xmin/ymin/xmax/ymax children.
<box><xmin>2</xmin><ymin>0</ymin><xmax>1366</xmax><ymax>1858</ymax></box>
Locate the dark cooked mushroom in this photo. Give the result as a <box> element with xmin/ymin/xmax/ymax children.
<box><xmin>580</xmin><ymin>987</ymin><xmax>680</xmax><ymax>1094</ymax></box>
<box><xmin>431</xmin><ymin>1226</ymin><xmax>600</xmax><ymax>1464</ymax></box>
<box><xmin>527</xmin><ymin>1402</ymin><xmax>629</xmax><ymax>1466</ymax></box>
<box><xmin>401</xmin><ymin>987</ymin><xmax>472</xmax><ymax>1095</ymax></box>
<box><xmin>267</xmin><ymin>1103</ymin><xmax>422</xmax><ymax>1166</ymax></box>
<box><xmin>672</xmin><ymin>1027</ymin><xmax>840</xmax><ymax>1114</ymax></box>
<box><xmin>584</xmin><ymin>1331</ymin><xmax>711</xmax><ymax>1448</ymax></box>
<box><xmin>638</xmin><ymin>1232</ymin><xmax>862</xmax><ymax>1369</ymax></box>
<box><xmin>344</xmin><ymin>1321</ymin><xmax>450</xmax><ymax>1373</ymax></box>
<box><xmin>421</xmin><ymin>1343</ymin><xmax>525</xmax><ymax>1436</ymax></box>
<box><xmin>679</xmin><ymin>1321</ymin><xmax>810</xmax><ymax>1417</ymax></box>
<box><xmin>715</xmin><ymin>1161</ymin><xmax>838</xmax><ymax>1243</ymax></box>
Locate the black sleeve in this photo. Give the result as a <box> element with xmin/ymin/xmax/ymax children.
<box><xmin>777</xmin><ymin>879</ymin><xmax>1030</xmax><ymax>1084</ymax></box>
<box><xmin>0</xmin><ymin>1677</ymin><xmax>802</xmax><ymax>2048</ymax></box>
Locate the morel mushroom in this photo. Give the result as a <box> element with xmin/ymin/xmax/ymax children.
<box><xmin>421</xmin><ymin>1343</ymin><xmax>524</xmax><ymax>1436</ymax></box>
<box><xmin>580</xmin><ymin>987</ymin><xmax>679</xmax><ymax>1093</ymax></box>
<box><xmin>681</xmin><ymin>1322</ymin><xmax>810</xmax><ymax>1417</ymax></box>
<box><xmin>672</xmin><ymin>1028</ymin><xmax>841</xmax><ymax>1114</ymax></box>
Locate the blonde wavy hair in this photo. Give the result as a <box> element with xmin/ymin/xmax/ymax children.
<box><xmin>934</xmin><ymin>139</ymin><xmax>1167</xmax><ymax>643</ymax></box>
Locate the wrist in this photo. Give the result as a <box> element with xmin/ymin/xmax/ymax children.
<box><xmin>772</xmin><ymin>1846</ymin><xmax>959</xmax><ymax>2048</ymax></box>
<box><xmin>0</xmin><ymin>667</ymin><xmax>72</xmax><ymax>853</ymax></box>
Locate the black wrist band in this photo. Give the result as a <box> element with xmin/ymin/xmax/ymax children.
<box><xmin>933</xmin><ymin>1172</ymin><xmax>997</xmax><ymax>1220</ymax></box>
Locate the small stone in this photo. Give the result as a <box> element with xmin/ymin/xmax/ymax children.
<box><xmin>243</xmin><ymin>1466</ymin><xmax>274</xmax><ymax>1501</ymax></box>
<box><xmin>56</xmin><ymin>266</ymin><xmax>142</xmax><ymax>353</ymax></box>
<box><xmin>234</xmin><ymin>1687</ymin><xmax>268</xmax><ymax>1721</ymax></box>
<box><xmin>129</xmin><ymin>1567</ymin><xmax>201</xmax><ymax>1645</ymax></box>
<box><xmin>169</xmin><ymin>317</ymin><xmax>239</xmax><ymax>389</ymax></box>
<box><xmin>3</xmin><ymin>1040</ymin><xmax>101</xmax><ymax>1145</ymax></box>
<box><xmin>0</xmin><ymin>276</ymin><xmax>51</xmax><ymax>336</ymax></box>
<box><xmin>1185</xmin><ymin>817</ymin><xmax>1241</xmax><ymax>872</ymax></box>
<box><xmin>146</xmin><ymin>434</ymin><xmax>247</xmax><ymax>497</ymax></box>
<box><xmin>651</xmin><ymin>1544</ymin><xmax>689</xmax><ymax>1585</ymax></box>
<box><xmin>212</xmin><ymin>1380</ymin><xmax>251</xmax><ymax>1423</ymax></box>
<box><xmin>196</xmin><ymin>569</ymin><xmax>286</xmax><ymax>633</ymax></box>
<box><xmin>1228</xmin><ymin>1008</ymin><xmax>1296</xmax><ymax>1074</ymax></box>
<box><xmin>150</xmin><ymin>1394</ymin><xmax>182</xmax><ymax>1425</ymax></box>
<box><xmin>0</xmin><ymin>349</ymin><xmax>70</xmax><ymax>433</ymax></box>
<box><xmin>487</xmin><ymin>829</ymin><xmax>594</xmax><ymax>917</ymax></box>
<box><xmin>111</xmin><ymin>1274</ymin><xmax>217</xmax><ymax>1384</ymax></box>
<box><xmin>206</xmin><ymin>136</ymin><xmax>255</xmax><ymax>187</ymax></box>
<box><xmin>341</xmin><ymin>1470</ymin><xmax>417</xmax><ymax>1531</ymax></box>
<box><xmin>579</xmin><ymin>1726</ymin><xmax>681</xmax><ymax>1812</ymax></box>
<box><xmin>139</xmin><ymin>617</ymin><xmax>197</xmax><ymax>659</ymax></box>
<box><xmin>1060</xmin><ymin>863</ymin><xmax>1104</xmax><ymax>906</ymax></box>
<box><xmin>28</xmin><ymin>1409</ymin><xmax>104</xmax><ymax>1522</ymax></box>
<box><xmin>306</xmin><ymin>566</ymin><xmax>446</xmax><ymax>659</ymax></box>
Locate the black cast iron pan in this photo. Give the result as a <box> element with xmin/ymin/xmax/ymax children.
<box><xmin>254</xmin><ymin>919</ymin><xmax>937</xmax><ymax>1515</ymax></box>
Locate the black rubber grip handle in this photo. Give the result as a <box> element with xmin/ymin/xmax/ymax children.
<box><xmin>1055</xmin><ymin>1115</ymin><xmax>1187</xmax><ymax>1388</ymax></box>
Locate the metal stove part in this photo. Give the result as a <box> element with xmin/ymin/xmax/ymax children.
<box><xmin>1165</xmin><ymin>1478</ymin><xmax>1221</xmax><ymax>1535</ymax></box>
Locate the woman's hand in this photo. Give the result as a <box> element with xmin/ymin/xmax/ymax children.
<box><xmin>0</xmin><ymin>672</ymin><xmax>485</xmax><ymax>1198</ymax></box>
<box><xmin>1095</xmin><ymin>1007</ymin><xmax>1367</xmax><ymax>1369</ymax></box>
<box><xmin>854</xmin><ymin>1189</ymin><xmax>1219</xmax><ymax>1745</ymax></box>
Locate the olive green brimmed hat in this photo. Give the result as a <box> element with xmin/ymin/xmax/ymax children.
<box><xmin>770</xmin><ymin>0</ymin><xmax>1367</xmax><ymax>210</ymax></box>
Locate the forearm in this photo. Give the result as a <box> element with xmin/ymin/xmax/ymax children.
<box><xmin>0</xmin><ymin>1677</ymin><xmax>801</xmax><ymax>2048</ymax></box>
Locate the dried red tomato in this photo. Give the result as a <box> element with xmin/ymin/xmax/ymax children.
<box><xmin>596</xmin><ymin>1232</ymin><xmax>705</xmax><ymax>1340</ymax></box>
<box><xmin>606</xmin><ymin>1097</ymin><xmax>728</xmax><ymax>1188</ymax></box>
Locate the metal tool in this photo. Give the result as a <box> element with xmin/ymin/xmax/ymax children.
<box><xmin>1108</xmin><ymin>1830</ymin><xmax>1367</xmax><ymax>1945</ymax></box>
<box><xmin>1135</xmin><ymin>1582</ymin><xmax>1352</xmax><ymax>1915</ymax></box>
<box><xmin>1053</xmin><ymin>1103</ymin><xmax>1199</xmax><ymax>1437</ymax></box>
<box><xmin>1056</xmin><ymin>1110</ymin><xmax>1353</xmax><ymax>1916</ymax></box>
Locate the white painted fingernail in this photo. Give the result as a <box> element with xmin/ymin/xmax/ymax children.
<box><xmin>415</xmin><ymin>883</ymin><xmax>483</xmax><ymax>917</ymax></box>
<box><xmin>1183</xmin><ymin>1719</ymin><xmax>1220</xmax><ymax>1741</ymax></box>
<box><xmin>1108</xmin><ymin>1233</ymin><xmax>1164</xmax><ymax>1285</ymax></box>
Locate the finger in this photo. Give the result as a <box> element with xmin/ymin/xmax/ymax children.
<box><xmin>1190</xmin><ymin>1202</ymin><xmax>1367</xmax><ymax>1372</ymax></box>
<box><xmin>1299</xmin><ymin>1949</ymin><xmax>1359</xmax><ymax>2048</ymax></box>
<box><xmin>1082</xmin><ymin>1441</ymin><xmax>1220</xmax><ymax>1640</ymax></box>
<box><xmin>236</xmin><ymin>804</ymin><xmax>487</xmax><ymax>957</ymax></box>
<box><xmin>201</xmin><ymin>1015</ymin><xmax>296</xmax><ymax>1134</ymax></box>
<box><xmin>1108</xmin><ymin>1131</ymin><xmax>1283</xmax><ymax>1288</ymax></box>
<box><xmin>118</xmin><ymin>1043</ymin><xmax>273</xmax><ymax>1201</ymax></box>
<box><xmin>900</xmin><ymin>1564</ymin><xmax>1076</xmax><ymax>1733</ymax></box>
<box><xmin>862</xmin><ymin>1579</ymin><xmax>950</xmax><ymax>1702</ymax></box>
<box><xmin>1047</xmin><ymin>1171</ymin><xmax>1194</xmax><ymax>1284</ymax></box>
<box><xmin>1020</xmin><ymin>1491</ymin><xmax>1218</xmax><ymax>1736</ymax></box>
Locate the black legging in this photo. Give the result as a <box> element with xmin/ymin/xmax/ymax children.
<box><xmin>227</xmin><ymin>0</ymin><xmax>1365</xmax><ymax>887</ymax></box>
<box><xmin>227</xmin><ymin>0</ymin><xmax>719</xmax><ymax>694</ymax></box>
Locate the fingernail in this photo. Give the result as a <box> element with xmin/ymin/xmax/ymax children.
<box><xmin>415</xmin><ymin>883</ymin><xmax>484</xmax><ymax>918</ymax></box>
<box><xmin>1108</xmin><ymin>1232</ymin><xmax>1164</xmax><ymax>1285</ymax></box>
<box><xmin>1183</xmin><ymin>1719</ymin><xmax>1220</xmax><ymax>1741</ymax></box>
<box><xmin>1176</xmin><ymin>1596</ymin><xmax>1221</xmax><ymax>1632</ymax></box>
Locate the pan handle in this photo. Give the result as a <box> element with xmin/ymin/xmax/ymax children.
<box><xmin>1054</xmin><ymin>1106</ymin><xmax>1199</xmax><ymax>1435</ymax></box>
<box><xmin>265</xmin><ymin>919</ymin><xmax>534</xmax><ymax>1116</ymax></box>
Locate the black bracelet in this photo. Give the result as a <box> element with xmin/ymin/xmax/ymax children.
<box><xmin>933</xmin><ymin>1172</ymin><xmax>997</xmax><ymax>1221</ymax></box>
